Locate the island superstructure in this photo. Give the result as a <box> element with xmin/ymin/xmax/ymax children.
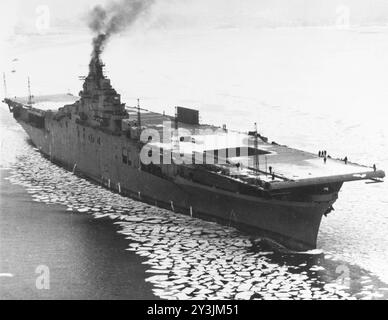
<box><xmin>3</xmin><ymin>56</ymin><xmax>385</xmax><ymax>250</ymax></box>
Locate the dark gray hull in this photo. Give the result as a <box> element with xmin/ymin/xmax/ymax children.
<box><xmin>18</xmin><ymin>118</ymin><xmax>333</xmax><ymax>251</ymax></box>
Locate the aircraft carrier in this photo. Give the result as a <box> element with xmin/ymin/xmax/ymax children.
<box><xmin>3</xmin><ymin>56</ymin><xmax>385</xmax><ymax>251</ymax></box>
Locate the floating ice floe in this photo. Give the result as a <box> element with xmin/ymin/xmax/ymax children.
<box><xmin>5</xmin><ymin>148</ymin><xmax>388</xmax><ymax>300</ymax></box>
<box><xmin>309</xmin><ymin>265</ymin><xmax>325</xmax><ymax>272</ymax></box>
<box><xmin>0</xmin><ymin>273</ymin><xmax>14</xmax><ymax>278</ymax></box>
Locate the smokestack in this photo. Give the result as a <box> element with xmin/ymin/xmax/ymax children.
<box><xmin>88</xmin><ymin>0</ymin><xmax>154</xmax><ymax>61</ymax></box>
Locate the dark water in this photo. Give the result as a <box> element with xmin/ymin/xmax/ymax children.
<box><xmin>0</xmin><ymin>170</ymin><xmax>156</xmax><ymax>300</ymax></box>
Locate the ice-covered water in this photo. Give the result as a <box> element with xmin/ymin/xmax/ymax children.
<box><xmin>1</xmin><ymin>26</ymin><xmax>388</xmax><ymax>299</ymax></box>
<box><xmin>3</xmin><ymin>146</ymin><xmax>388</xmax><ymax>300</ymax></box>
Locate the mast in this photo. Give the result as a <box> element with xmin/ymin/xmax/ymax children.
<box><xmin>2</xmin><ymin>72</ymin><xmax>7</xmax><ymax>98</ymax></box>
<box><xmin>174</xmin><ymin>106</ymin><xmax>179</xmax><ymax>131</ymax></box>
<box><xmin>137</xmin><ymin>98</ymin><xmax>141</xmax><ymax>137</ymax></box>
<box><xmin>27</xmin><ymin>76</ymin><xmax>33</xmax><ymax>105</ymax></box>
<box><xmin>173</xmin><ymin>107</ymin><xmax>179</xmax><ymax>159</ymax></box>
<box><xmin>254</xmin><ymin>122</ymin><xmax>259</xmax><ymax>175</ymax></box>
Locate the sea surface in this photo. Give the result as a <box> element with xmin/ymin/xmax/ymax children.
<box><xmin>1</xmin><ymin>26</ymin><xmax>388</xmax><ymax>299</ymax></box>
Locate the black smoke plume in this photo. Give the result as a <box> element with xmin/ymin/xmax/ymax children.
<box><xmin>88</xmin><ymin>0</ymin><xmax>154</xmax><ymax>60</ymax></box>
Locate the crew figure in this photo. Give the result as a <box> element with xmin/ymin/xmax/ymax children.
<box><xmin>324</xmin><ymin>156</ymin><xmax>327</xmax><ymax>164</ymax></box>
<box><xmin>373</xmin><ymin>164</ymin><xmax>377</xmax><ymax>172</ymax></box>
<box><xmin>318</xmin><ymin>151</ymin><xmax>321</xmax><ymax>157</ymax></box>
<box><xmin>269</xmin><ymin>166</ymin><xmax>272</xmax><ymax>174</ymax></box>
<box><xmin>344</xmin><ymin>156</ymin><xmax>348</xmax><ymax>165</ymax></box>
<box><xmin>272</xmin><ymin>172</ymin><xmax>275</xmax><ymax>180</ymax></box>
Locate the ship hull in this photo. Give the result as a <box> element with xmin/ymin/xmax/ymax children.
<box><xmin>175</xmin><ymin>177</ymin><xmax>329</xmax><ymax>251</ymax></box>
<box><xmin>16</xmin><ymin>117</ymin><xmax>332</xmax><ymax>251</ymax></box>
